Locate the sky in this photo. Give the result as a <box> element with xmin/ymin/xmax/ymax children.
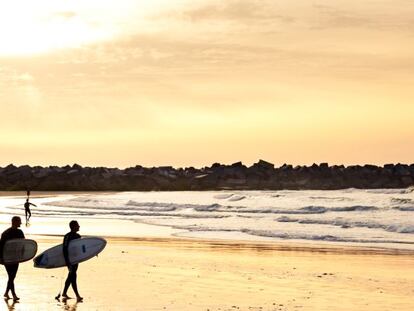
<box><xmin>1</xmin><ymin>0</ymin><xmax>413</xmax><ymax>168</ymax></box>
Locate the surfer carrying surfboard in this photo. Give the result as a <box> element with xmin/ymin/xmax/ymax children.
<box><xmin>24</xmin><ymin>198</ymin><xmax>36</xmax><ymax>224</ymax></box>
<box><xmin>0</xmin><ymin>216</ymin><xmax>24</xmax><ymax>301</ymax></box>
<box><xmin>62</xmin><ymin>220</ymin><xmax>83</xmax><ymax>302</ymax></box>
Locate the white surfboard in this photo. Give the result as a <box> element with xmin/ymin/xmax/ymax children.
<box><xmin>33</xmin><ymin>237</ymin><xmax>106</xmax><ymax>269</ymax></box>
<box><xmin>0</xmin><ymin>239</ymin><xmax>38</xmax><ymax>265</ymax></box>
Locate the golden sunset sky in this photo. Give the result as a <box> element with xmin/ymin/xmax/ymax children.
<box><xmin>1</xmin><ymin>0</ymin><xmax>413</xmax><ymax>168</ymax></box>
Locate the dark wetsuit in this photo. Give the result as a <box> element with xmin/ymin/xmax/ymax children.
<box><xmin>62</xmin><ymin>232</ymin><xmax>81</xmax><ymax>297</ymax></box>
<box><xmin>0</xmin><ymin>228</ymin><xmax>25</xmax><ymax>295</ymax></box>
<box><xmin>24</xmin><ymin>202</ymin><xmax>35</xmax><ymax>222</ymax></box>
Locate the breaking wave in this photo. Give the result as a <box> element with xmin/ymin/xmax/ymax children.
<box><xmin>276</xmin><ymin>216</ymin><xmax>414</xmax><ymax>234</ymax></box>
<box><xmin>239</xmin><ymin>229</ymin><xmax>414</xmax><ymax>245</ymax></box>
<box><xmin>44</xmin><ymin>199</ymin><xmax>384</xmax><ymax>216</ymax></box>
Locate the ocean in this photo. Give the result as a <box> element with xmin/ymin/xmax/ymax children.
<box><xmin>1</xmin><ymin>189</ymin><xmax>414</xmax><ymax>250</ymax></box>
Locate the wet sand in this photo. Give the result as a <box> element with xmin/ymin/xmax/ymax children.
<box><xmin>1</xmin><ymin>236</ymin><xmax>413</xmax><ymax>311</ymax></box>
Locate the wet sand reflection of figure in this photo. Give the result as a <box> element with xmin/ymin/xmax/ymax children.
<box><xmin>60</xmin><ymin>297</ymin><xmax>79</xmax><ymax>311</ymax></box>
<box><xmin>3</xmin><ymin>297</ymin><xmax>18</xmax><ymax>311</ymax></box>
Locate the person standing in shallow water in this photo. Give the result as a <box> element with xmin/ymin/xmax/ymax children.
<box><xmin>0</xmin><ymin>216</ymin><xmax>25</xmax><ymax>301</ymax></box>
<box><xmin>24</xmin><ymin>198</ymin><xmax>36</xmax><ymax>224</ymax></box>
<box><xmin>62</xmin><ymin>220</ymin><xmax>83</xmax><ymax>301</ymax></box>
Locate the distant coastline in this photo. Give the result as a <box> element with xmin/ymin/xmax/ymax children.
<box><xmin>0</xmin><ymin>160</ymin><xmax>413</xmax><ymax>191</ymax></box>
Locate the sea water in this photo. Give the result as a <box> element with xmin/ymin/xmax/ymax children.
<box><xmin>1</xmin><ymin>189</ymin><xmax>414</xmax><ymax>250</ymax></box>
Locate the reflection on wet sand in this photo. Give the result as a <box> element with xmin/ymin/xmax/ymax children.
<box><xmin>106</xmin><ymin>236</ymin><xmax>414</xmax><ymax>256</ymax></box>
<box><xmin>4</xmin><ymin>298</ymin><xmax>18</xmax><ymax>311</ymax></box>
<box><xmin>58</xmin><ymin>297</ymin><xmax>80</xmax><ymax>311</ymax></box>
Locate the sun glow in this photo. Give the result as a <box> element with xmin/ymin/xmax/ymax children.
<box><xmin>0</xmin><ymin>1</ymin><xmax>151</xmax><ymax>56</ymax></box>
<box><xmin>0</xmin><ymin>2</ymin><xmax>114</xmax><ymax>55</ymax></box>
<box><xmin>0</xmin><ymin>0</ymin><xmax>178</xmax><ymax>56</ymax></box>
<box><xmin>1</xmin><ymin>1</ymin><xmax>414</xmax><ymax>167</ymax></box>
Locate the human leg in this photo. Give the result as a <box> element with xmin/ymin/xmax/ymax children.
<box><xmin>25</xmin><ymin>208</ymin><xmax>31</xmax><ymax>221</ymax></box>
<box><xmin>25</xmin><ymin>208</ymin><xmax>30</xmax><ymax>222</ymax></box>
<box><xmin>62</xmin><ymin>269</ymin><xmax>72</xmax><ymax>298</ymax></box>
<box><xmin>5</xmin><ymin>264</ymin><xmax>19</xmax><ymax>300</ymax></box>
<box><xmin>69</xmin><ymin>264</ymin><xmax>82</xmax><ymax>300</ymax></box>
<box><xmin>3</xmin><ymin>265</ymin><xmax>9</xmax><ymax>299</ymax></box>
<box><xmin>62</xmin><ymin>264</ymin><xmax>81</xmax><ymax>299</ymax></box>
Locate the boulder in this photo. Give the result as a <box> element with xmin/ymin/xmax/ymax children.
<box><xmin>253</xmin><ymin>160</ymin><xmax>274</xmax><ymax>170</ymax></box>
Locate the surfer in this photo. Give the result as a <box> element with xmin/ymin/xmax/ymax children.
<box><xmin>0</xmin><ymin>216</ymin><xmax>24</xmax><ymax>301</ymax></box>
<box><xmin>62</xmin><ymin>220</ymin><xmax>83</xmax><ymax>302</ymax></box>
<box><xmin>24</xmin><ymin>198</ymin><xmax>36</xmax><ymax>224</ymax></box>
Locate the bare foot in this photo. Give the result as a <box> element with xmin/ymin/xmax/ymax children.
<box><xmin>3</xmin><ymin>294</ymin><xmax>10</xmax><ymax>300</ymax></box>
<box><xmin>12</xmin><ymin>296</ymin><xmax>20</xmax><ymax>301</ymax></box>
<box><xmin>76</xmin><ymin>296</ymin><xmax>83</xmax><ymax>302</ymax></box>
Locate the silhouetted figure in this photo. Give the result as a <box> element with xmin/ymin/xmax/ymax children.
<box><xmin>24</xmin><ymin>199</ymin><xmax>36</xmax><ymax>224</ymax></box>
<box><xmin>62</xmin><ymin>221</ymin><xmax>83</xmax><ymax>302</ymax></box>
<box><xmin>0</xmin><ymin>217</ymin><xmax>24</xmax><ymax>301</ymax></box>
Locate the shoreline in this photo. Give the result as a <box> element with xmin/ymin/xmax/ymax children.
<box><xmin>29</xmin><ymin>234</ymin><xmax>414</xmax><ymax>257</ymax></box>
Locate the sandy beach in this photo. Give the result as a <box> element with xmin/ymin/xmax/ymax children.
<box><xmin>0</xmin><ymin>235</ymin><xmax>411</xmax><ymax>311</ymax></box>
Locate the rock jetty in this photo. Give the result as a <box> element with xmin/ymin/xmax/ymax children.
<box><xmin>0</xmin><ymin>160</ymin><xmax>413</xmax><ymax>191</ymax></box>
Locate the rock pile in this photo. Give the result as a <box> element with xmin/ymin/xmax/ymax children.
<box><xmin>0</xmin><ymin>160</ymin><xmax>413</xmax><ymax>191</ymax></box>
